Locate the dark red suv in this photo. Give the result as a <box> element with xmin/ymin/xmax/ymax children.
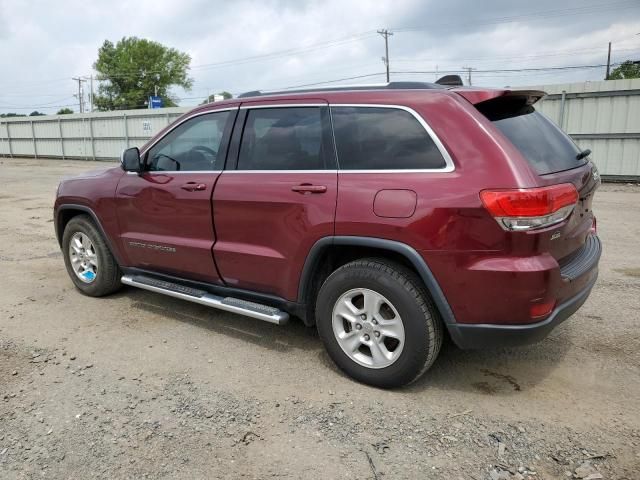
<box><xmin>54</xmin><ymin>82</ymin><xmax>601</xmax><ymax>387</ymax></box>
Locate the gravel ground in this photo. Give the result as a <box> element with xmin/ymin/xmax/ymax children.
<box><xmin>0</xmin><ymin>158</ymin><xmax>639</xmax><ymax>480</ymax></box>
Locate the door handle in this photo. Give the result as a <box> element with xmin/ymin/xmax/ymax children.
<box><xmin>291</xmin><ymin>184</ymin><xmax>327</xmax><ymax>194</ymax></box>
<box><xmin>181</xmin><ymin>182</ymin><xmax>207</xmax><ymax>192</ymax></box>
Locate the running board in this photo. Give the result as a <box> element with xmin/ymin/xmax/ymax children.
<box><xmin>121</xmin><ymin>274</ymin><xmax>289</xmax><ymax>325</ymax></box>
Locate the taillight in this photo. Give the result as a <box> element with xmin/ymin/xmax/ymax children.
<box><xmin>480</xmin><ymin>184</ymin><xmax>579</xmax><ymax>231</ymax></box>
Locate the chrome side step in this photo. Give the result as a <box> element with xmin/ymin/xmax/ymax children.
<box><xmin>121</xmin><ymin>274</ymin><xmax>289</xmax><ymax>325</ymax></box>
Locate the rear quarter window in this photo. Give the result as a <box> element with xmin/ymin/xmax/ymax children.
<box><xmin>331</xmin><ymin>106</ymin><xmax>447</xmax><ymax>170</ymax></box>
<box><xmin>482</xmin><ymin>101</ymin><xmax>585</xmax><ymax>175</ymax></box>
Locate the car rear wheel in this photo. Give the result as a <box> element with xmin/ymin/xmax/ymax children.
<box><xmin>316</xmin><ymin>258</ymin><xmax>443</xmax><ymax>388</ymax></box>
<box><xmin>62</xmin><ymin>215</ymin><xmax>122</xmax><ymax>297</ymax></box>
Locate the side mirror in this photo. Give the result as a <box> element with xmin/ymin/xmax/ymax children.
<box><xmin>121</xmin><ymin>147</ymin><xmax>142</xmax><ymax>172</ymax></box>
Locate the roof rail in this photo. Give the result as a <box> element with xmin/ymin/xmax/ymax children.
<box><xmin>237</xmin><ymin>81</ymin><xmax>447</xmax><ymax>98</ymax></box>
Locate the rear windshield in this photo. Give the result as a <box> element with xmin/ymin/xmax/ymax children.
<box><xmin>479</xmin><ymin>99</ymin><xmax>585</xmax><ymax>175</ymax></box>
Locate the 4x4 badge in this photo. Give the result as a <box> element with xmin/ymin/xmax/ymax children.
<box><xmin>551</xmin><ymin>231</ymin><xmax>561</xmax><ymax>240</ymax></box>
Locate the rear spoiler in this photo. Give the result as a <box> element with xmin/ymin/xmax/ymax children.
<box><xmin>451</xmin><ymin>88</ymin><xmax>546</xmax><ymax>106</ymax></box>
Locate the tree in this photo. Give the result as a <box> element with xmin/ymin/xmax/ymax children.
<box><xmin>93</xmin><ymin>37</ymin><xmax>193</xmax><ymax>111</ymax></box>
<box><xmin>0</xmin><ymin>113</ymin><xmax>26</xmax><ymax>118</ymax></box>
<box><xmin>29</xmin><ymin>111</ymin><xmax>45</xmax><ymax>116</ymax></box>
<box><xmin>608</xmin><ymin>60</ymin><xmax>640</xmax><ymax>80</ymax></box>
<box><xmin>56</xmin><ymin>108</ymin><xmax>74</xmax><ymax>115</ymax></box>
<box><xmin>200</xmin><ymin>91</ymin><xmax>233</xmax><ymax>105</ymax></box>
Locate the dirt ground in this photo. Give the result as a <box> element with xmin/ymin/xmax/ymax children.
<box><xmin>0</xmin><ymin>158</ymin><xmax>639</xmax><ymax>480</ymax></box>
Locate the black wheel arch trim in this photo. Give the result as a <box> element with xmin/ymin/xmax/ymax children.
<box><xmin>55</xmin><ymin>204</ymin><xmax>123</xmax><ymax>265</ymax></box>
<box><xmin>298</xmin><ymin>236</ymin><xmax>457</xmax><ymax>326</ymax></box>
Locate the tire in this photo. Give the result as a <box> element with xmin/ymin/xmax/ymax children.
<box><xmin>62</xmin><ymin>215</ymin><xmax>122</xmax><ymax>297</ymax></box>
<box><xmin>316</xmin><ymin>258</ymin><xmax>443</xmax><ymax>388</ymax></box>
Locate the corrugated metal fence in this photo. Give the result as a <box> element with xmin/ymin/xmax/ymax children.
<box><xmin>532</xmin><ymin>78</ymin><xmax>640</xmax><ymax>179</ymax></box>
<box><xmin>0</xmin><ymin>107</ymin><xmax>188</xmax><ymax>161</ymax></box>
<box><xmin>1</xmin><ymin>79</ymin><xmax>639</xmax><ymax>177</ymax></box>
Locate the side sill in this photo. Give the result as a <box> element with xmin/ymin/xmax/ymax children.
<box><xmin>121</xmin><ymin>267</ymin><xmax>308</xmax><ymax>323</ymax></box>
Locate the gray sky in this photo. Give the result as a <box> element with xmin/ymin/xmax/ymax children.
<box><xmin>1</xmin><ymin>0</ymin><xmax>639</xmax><ymax>114</ymax></box>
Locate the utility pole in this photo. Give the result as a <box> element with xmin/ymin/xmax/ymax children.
<box><xmin>377</xmin><ymin>29</ymin><xmax>394</xmax><ymax>82</ymax></box>
<box><xmin>72</xmin><ymin>77</ymin><xmax>85</xmax><ymax>113</ymax></box>
<box><xmin>462</xmin><ymin>66</ymin><xmax>476</xmax><ymax>86</ymax></box>
<box><xmin>605</xmin><ymin>41</ymin><xmax>612</xmax><ymax>80</ymax></box>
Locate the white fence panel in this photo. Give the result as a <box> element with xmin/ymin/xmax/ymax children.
<box><xmin>533</xmin><ymin>78</ymin><xmax>640</xmax><ymax>178</ymax></box>
<box><xmin>0</xmin><ymin>107</ymin><xmax>188</xmax><ymax>160</ymax></box>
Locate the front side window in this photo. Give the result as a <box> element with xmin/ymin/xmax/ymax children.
<box><xmin>146</xmin><ymin>111</ymin><xmax>231</xmax><ymax>172</ymax></box>
<box><xmin>238</xmin><ymin>107</ymin><xmax>329</xmax><ymax>170</ymax></box>
<box><xmin>331</xmin><ymin>107</ymin><xmax>447</xmax><ymax>170</ymax></box>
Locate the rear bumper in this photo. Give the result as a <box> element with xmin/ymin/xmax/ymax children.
<box><xmin>447</xmin><ymin>269</ymin><xmax>598</xmax><ymax>350</ymax></box>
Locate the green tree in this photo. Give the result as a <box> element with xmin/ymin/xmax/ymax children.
<box><xmin>608</xmin><ymin>60</ymin><xmax>640</xmax><ymax>80</ymax></box>
<box><xmin>93</xmin><ymin>37</ymin><xmax>193</xmax><ymax>111</ymax></box>
<box><xmin>0</xmin><ymin>113</ymin><xmax>26</xmax><ymax>118</ymax></box>
<box><xmin>29</xmin><ymin>111</ymin><xmax>45</xmax><ymax>116</ymax></box>
<box><xmin>200</xmin><ymin>91</ymin><xmax>233</xmax><ymax>105</ymax></box>
<box><xmin>56</xmin><ymin>108</ymin><xmax>74</xmax><ymax>114</ymax></box>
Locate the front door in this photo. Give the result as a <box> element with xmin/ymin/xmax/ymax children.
<box><xmin>212</xmin><ymin>103</ymin><xmax>337</xmax><ymax>300</ymax></box>
<box><xmin>115</xmin><ymin>108</ymin><xmax>236</xmax><ymax>283</ymax></box>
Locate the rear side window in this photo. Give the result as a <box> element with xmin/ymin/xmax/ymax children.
<box><xmin>331</xmin><ymin>106</ymin><xmax>447</xmax><ymax>170</ymax></box>
<box><xmin>238</xmin><ymin>107</ymin><xmax>331</xmax><ymax>170</ymax></box>
<box><xmin>482</xmin><ymin>101</ymin><xmax>584</xmax><ymax>175</ymax></box>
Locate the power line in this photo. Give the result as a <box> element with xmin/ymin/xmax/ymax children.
<box><xmin>392</xmin><ymin>63</ymin><xmax>614</xmax><ymax>75</ymax></box>
<box><xmin>271</xmin><ymin>72</ymin><xmax>387</xmax><ymax>91</ymax></box>
<box><xmin>0</xmin><ymin>62</ymin><xmax>623</xmax><ymax>112</ymax></box>
<box><xmin>393</xmin><ymin>46</ymin><xmax>640</xmax><ymax>65</ymax></box>
<box><xmin>0</xmin><ymin>96</ymin><xmax>75</xmax><ymax>109</ymax></box>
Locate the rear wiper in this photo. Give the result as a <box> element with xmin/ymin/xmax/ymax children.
<box><xmin>576</xmin><ymin>149</ymin><xmax>591</xmax><ymax>161</ymax></box>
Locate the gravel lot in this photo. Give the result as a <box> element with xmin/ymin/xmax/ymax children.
<box><xmin>1</xmin><ymin>158</ymin><xmax>639</xmax><ymax>479</ymax></box>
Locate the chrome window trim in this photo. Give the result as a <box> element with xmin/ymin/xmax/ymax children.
<box><xmin>133</xmin><ymin>103</ymin><xmax>456</xmax><ymax>174</ymax></box>
<box><xmin>139</xmin><ymin>107</ymin><xmax>238</xmax><ymax>158</ymax></box>
<box><xmin>126</xmin><ymin>170</ymin><xmax>222</xmax><ymax>175</ymax></box>
<box><xmin>329</xmin><ymin>103</ymin><xmax>455</xmax><ymax>173</ymax></box>
<box><xmin>239</xmin><ymin>103</ymin><xmax>326</xmax><ymax>109</ymax></box>
<box><xmin>224</xmin><ymin>170</ymin><xmax>336</xmax><ymax>174</ymax></box>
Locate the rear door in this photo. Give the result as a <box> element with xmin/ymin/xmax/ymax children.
<box><xmin>212</xmin><ymin>101</ymin><xmax>337</xmax><ymax>300</ymax></box>
<box><xmin>115</xmin><ymin>108</ymin><xmax>237</xmax><ymax>283</ymax></box>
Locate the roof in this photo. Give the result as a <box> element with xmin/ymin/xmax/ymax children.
<box><xmin>236</xmin><ymin>81</ymin><xmax>448</xmax><ymax>99</ymax></box>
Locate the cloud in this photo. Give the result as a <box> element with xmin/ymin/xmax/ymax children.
<box><xmin>0</xmin><ymin>0</ymin><xmax>639</xmax><ymax>113</ymax></box>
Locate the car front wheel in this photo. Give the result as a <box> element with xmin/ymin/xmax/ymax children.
<box><xmin>62</xmin><ymin>215</ymin><xmax>122</xmax><ymax>297</ymax></box>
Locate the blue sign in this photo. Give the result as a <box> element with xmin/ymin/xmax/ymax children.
<box><xmin>149</xmin><ymin>96</ymin><xmax>163</xmax><ymax>109</ymax></box>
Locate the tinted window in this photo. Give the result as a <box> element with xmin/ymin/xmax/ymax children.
<box><xmin>491</xmin><ymin>109</ymin><xmax>584</xmax><ymax>175</ymax></box>
<box><xmin>238</xmin><ymin>107</ymin><xmax>328</xmax><ymax>170</ymax></box>
<box><xmin>147</xmin><ymin>111</ymin><xmax>230</xmax><ymax>171</ymax></box>
<box><xmin>331</xmin><ymin>107</ymin><xmax>447</xmax><ymax>170</ymax></box>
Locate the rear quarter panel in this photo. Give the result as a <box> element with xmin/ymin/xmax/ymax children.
<box><xmin>332</xmin><ymin>91</ymin><xmax>567</xmax><ymax>325</ymax></box>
